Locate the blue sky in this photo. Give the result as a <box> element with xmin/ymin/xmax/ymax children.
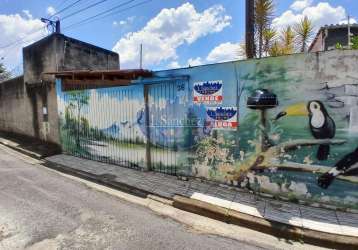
<box><xmin>0</xmin><ymin>0</ymin><xmax>357</xmax><ymax>71</ymax></box>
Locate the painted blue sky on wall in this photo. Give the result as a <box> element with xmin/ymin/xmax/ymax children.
<box><xmin>1</xmin><ymin>0</ymin><xmax>357</xmax><ymax>70</ymax></box>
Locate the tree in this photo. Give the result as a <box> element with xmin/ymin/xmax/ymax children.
<box><xmin>352</xmin><ymin>36</ymin><xmax>358</xmax><ymax>50</ymax></box>
<box><xmin>263</xmin><ymin>28</ymin><xmax>277</xmax><ymax>56</ymax></box>
<box><xmin>254</xmin><ymin>0</ymin><xmax>275</xmax><ymax>58</ymax></box>
<box><xmin>268</xmin><ymin>41</ymin><xmax>283</xmax><ymax>57</ymax></box>
<box><xmin>0</xmin><ymin>63</ymin><xmax>11</xmax><ymax>82</ymax></box>
<box><xmin>280</xmin><ymin>26</ymin><xmax>295</xmax><ymax>55</ymax></box>
<box><xmin>294</xmin><ymin>16</ymin><xmax>314</xmax><ymax>52</ymax></box>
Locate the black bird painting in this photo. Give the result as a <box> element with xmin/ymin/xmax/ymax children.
<box><xmin>318</xmin><ymin>147</ymin><xmax>358</xmax><ymax>189</ymax></box>
<box><xmin>275</xmin><ymin>100</ymin><xmax>336</xmax><ymax>161</ymax></box>
<box><xmin>307</xmin><ymin>101</ymin><xmax>336</xmax><ymax>161</ymax></box>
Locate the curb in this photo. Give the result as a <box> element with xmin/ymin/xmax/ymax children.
<box><xmin>172</xmin><ymin>195</ymin><xmax>358</xmax><ymax>250</ymax></box>
<box><xmin>0</xmin><ymin>139</ymin><xmax>43</xmax><ymax>159</ymax></box>
<box><xmin>43</xmin><ymin>160</ymin><xmax>150</xmax><ymax>198</ymax></box>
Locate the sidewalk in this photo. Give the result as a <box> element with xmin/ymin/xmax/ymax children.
<box><xmin>0</xmin><ymin>131</ymin><xmax>61</xmax><ymax>159</ymax></box>
<box><xmin>44</xmin><ymin>154</ymin><xmax>358</xmax><ymax>249</ymax></box>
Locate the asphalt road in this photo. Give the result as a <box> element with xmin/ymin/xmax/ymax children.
<box><xmin>0</xmin><ymin>145</ymin><xmax>264</xmax><ymax>250</ymax></box>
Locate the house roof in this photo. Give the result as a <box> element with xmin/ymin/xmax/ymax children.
<box><xmin>43</xmin><ymin>69</ymin><xmax>153</xmax><ymax>91</ymax></box>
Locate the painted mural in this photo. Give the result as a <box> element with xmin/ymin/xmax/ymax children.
<box><xmin>57</xmin><ymin>51</ymin><xmax>358</xmax><ymax>210</ymax></box>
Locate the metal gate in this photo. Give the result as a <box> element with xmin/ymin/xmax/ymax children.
<box><xmin>58</xmin><ymin>84</ymin><xmax>146</xmax><ymax>170</ymax></box>
<box><xmin>145</xmin><ymin>79</ymin><xmax>189</xmax><ymax>175</ymax></box>
<box><xmin>57</xmin><ymin>78</ymin><xmax>190</xmax><ymax>175</ymax></box>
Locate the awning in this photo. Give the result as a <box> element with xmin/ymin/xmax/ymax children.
<box><xmin>43</xmin><ymin>69</ymin><xmax>153</xmax><ymax>91</ymax></box>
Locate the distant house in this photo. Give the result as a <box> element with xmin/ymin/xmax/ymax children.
<box><xmin>309</xmin><ymin>24</ymin><xmax>358</xmax><ymax>52</ymax></box>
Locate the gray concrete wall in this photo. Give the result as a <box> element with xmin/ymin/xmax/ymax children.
<box><xmin>62</xmin><ymin>36</ymin><xmax>119</xmax><ymax>71</ymax></box>
<box><xmin>1</xmin><ymin>33</ymin><xmax>119</xmax><ymax>146</ymax></box>
<box><xmin>0</xmin><ymin>76</ymin><xmax>35</xmax><ymax>137</ymax></box>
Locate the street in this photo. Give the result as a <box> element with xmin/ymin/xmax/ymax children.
<box><xmin>0</xmin><ymin>144</ymin><xmax>325</xmax><ymax>250</ymax></box>
<box><xmin>0</xmin><ymin>145</ymin><xmax>264</xmax><ymax>250</ymax></box>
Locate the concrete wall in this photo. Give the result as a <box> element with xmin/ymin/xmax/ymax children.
<box><xmin>0</xmin><ymin>33</ymin><xmax>119</xmax><ymax>145</ymax></box>
<box><xmin>62</xmin><ymin>36</ymin><xmax>119</xmax><ymax>71</ymax></box>
<box><xmin>56</xmin><ymin>50</ymin><xmax>358</xmax><ymax>210</ymax></box>
<box><xmin>0</xmin><ymin>76</ymin><xmax>35</xmax><ymax>136</ymax></box>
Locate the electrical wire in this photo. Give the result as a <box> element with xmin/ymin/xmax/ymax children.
<box><xmin>49</xmin><ymin>0</ymin><xmax>83</xmax><ymax>19</ymax></box>
<box><xmin>0</xmin><ymin>0</ymin><xmax>83</xmax><ymax>50</ymax></box>
<box><xmin>61</xmin><ymin>0</ymin><xmax>110</xmax><ymax>21</ymax></box>
<box><xmin>0</xmin><ymin>26</ymin><xmax>46</xmax><ymax>49</ymax></box>
<box><xmin>64</xmin><ymin>0</ymin><xmax>152</xmax><ymax>31</ymax></box>
<box><xmin>63</xmin><ymin>0</ymin><xmax>136</xmax><ymax>29</ymax></box>
<box><xmin>56</xmin><ymin>0</ymin><xmax>71</xmax><ymax>10</ymax></box>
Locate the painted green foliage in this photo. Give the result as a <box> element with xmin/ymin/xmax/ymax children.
<box><xmin>231</xmin><ymin>55</ymin><xmax>358</xmax><ymax>209</ymax></box>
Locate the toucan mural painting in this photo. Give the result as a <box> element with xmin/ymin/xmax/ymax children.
<box><xmin>57</xmin><ymin>50</ymin><xmax>358</xmax><ymax>210</ymax></box>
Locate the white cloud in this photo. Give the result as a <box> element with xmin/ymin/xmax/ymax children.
<box><xmin>290</xmin><ymin>0</ymin><xmax>312</xmax><ymax>12</ymax></box>
<box><xmin>113</xmin><ymin>3</ymin><xmax>231</xmax><ymax>69</ymax></box>
<box><xmin>46</xmin><ymin>6</ymin><xmax>56</xmax><ymax>16</ymax></box>
<box><xmin>113</xmin><ymin>16</ymin><xmax>136</xmax><ymax>27</ymax></box>
<box><xmin>167</xmin><ymin>61</ymin><xmax>181</xmax><ymax>68</ymax></box>
<box><xmin>187</xmin><ymin>57</ymin><xmax>203</xmax><ymax>66</ymax></box>
<box><xmin>165</xmin><ymin>41</ymin><xmax>245</xmax><ymax>69</ymax></box>
<box><xmin>22</xmin><ymin>10</ymin><xmax>33</xmax><ymax>19</ymax></box>
<box><xmin>0</xmin><ymin>11</ymin><xmax>46</xmax><ymax>69</ymax></box>
<box><xmin>206</xmin><ymin>42</ymin><xmax>245</xmax><ymax>63</ymax></box>
<box><xmin>339</xmin><ymin>18</ymin><xmax>357</xmax><ymax>25</ymax></box>
<box><xmin>273</xmin><ymin>2</ymin><xmax>351</xmax><ymax>32</ymax></box>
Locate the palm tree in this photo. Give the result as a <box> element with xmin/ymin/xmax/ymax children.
<box><xmin>280</xmin><ymin>26</ymin><xmax>295</xmax><ymax>55</ymax></box>
<box><xmin>254</xmin><ymin>0</ymin><xmax>275</xmax><ymax>58</ymax></box>
<box><xmin>268</xmin><ymin>41</ymin><xmax>282</xmax><ymax>57</ymax></box>
<box><xmin>294</xmin><ymin>16</ymin><xmax>314</xmax><ymax>52</ymax></box>
<box><xmin>263</xmin><ymin>28</ymin><xmax>277</xmax><ymax>56</ymax></box>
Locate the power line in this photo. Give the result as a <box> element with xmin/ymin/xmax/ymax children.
<box><xmin>64</xmin><ymin>0</ymin><xmax>152</xmax><ymax>31</ymax></box>
<box><xmin>64</xmin><ymin>0</ymin><xmax>136</xmax><ymax>30</ymax></box>
<box><xmin>49</xmin><ymin>0</ymin><xmax>83</xmax><ymax>19</ymax></box>
<box><xmin>56</xmin><ymin>0</ymin><xmax>71</xmax><ymax>9</ymax></box>
<box><xmin>0</xmin><ymin>26</ymin><xmax>46</xmax><ymax>49</ymax></box>
<box><xmin>0</xmin><ymin>0</ymin><xmax>83</xmax><ymax>50</ymax></box>
<box><xmin>90</xmin><ymin>0</ymin><xmax>153</xmax><ymax>23</ymax></box>
<box><xmin>61</xmin><ymin>0</ymin><xmax>110</xmax><ymax>21</ymax></box>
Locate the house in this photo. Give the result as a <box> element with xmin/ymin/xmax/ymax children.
<box><xmin>309</xmin><ymin>23</ymin><xmax>358</xmax><ymax>52</ymax></box>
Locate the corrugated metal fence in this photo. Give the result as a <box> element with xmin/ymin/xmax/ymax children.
<box><xmin>57</xmin><ymin>78</ymin><xmax>190</xmax><ymax>175</ymax></box>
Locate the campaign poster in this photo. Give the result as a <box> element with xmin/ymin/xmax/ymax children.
<box><xmin>193</xmin><ymin>80</ymin><xmax>223</xmax><ymax>104</ymax></box>
<box><xmin>206</xmin><ymin>107</ymin><xmax>238</xmax><ymax>129</ymax></box>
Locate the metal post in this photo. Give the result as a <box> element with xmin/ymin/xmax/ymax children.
<box><xmin>144</xmin><ymin>85</ymin><xmax>152</xmax><ymax>171</ymax></box>
<box><xmin>140</xmin><ymin>44</ymin><xmax>143</xmax><ymax>69</ymax></box>
<box><xmin>260</xmin><ymin>109</ymin><xmax>269</xmax><ymax>152</ymax></box>
<box><xmin>246</xmin><ymin>0</ymin><xmax>255</xmax><ymax>58</ymax></box>
<box><xmin>55</xmin><ymin>20</ymin><xmax>61</xmax><ymax>34</ymax></box>
<box><xmin>348</xmin><ymin>15</ymin><xmax>351</xmax><ymax>49</ymax></box>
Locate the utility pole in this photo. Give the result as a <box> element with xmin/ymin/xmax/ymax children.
<box><xmin>139</xmin><ymin>44</ymin><xmax>143</xmax><ymax>69</ymax></box>
<box><xmin>246</xmin><ymin>0</ymin><xmax>255</xmax><ymax>58</ymax></box>
<box><xmin>348</xmin><ymin>15</ymin><xmax>352</xmax><ymax>49</ymax></box>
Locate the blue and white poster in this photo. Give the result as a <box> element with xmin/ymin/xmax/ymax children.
<box><xmin>206</xmin><ymin>107</ymin><xmax>238</xmax><ymax>129</ymax></box>
<box><xmin>193</xmin><ymin>80</ymin><xmax>223</xmax><ymax>104</ymax></box>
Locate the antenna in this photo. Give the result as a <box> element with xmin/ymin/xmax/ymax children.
<box><xmin>139</xmin><ymin>44</ymin><xmax>143</xmax><ymax>69</ymax></box>
<box><xmin>41</xmin><ymin>18</ymin><xmax>61</xmax><ymax>34</ymax></box>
